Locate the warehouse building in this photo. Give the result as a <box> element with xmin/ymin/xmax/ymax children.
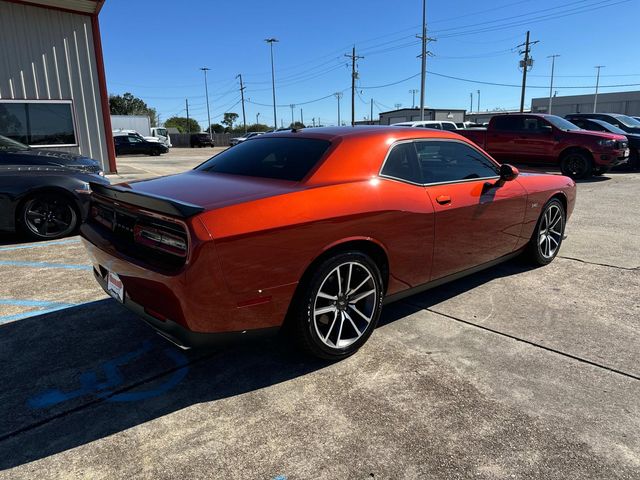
<box><xmin>531</xmin><ymin>90</ymin><xmax>640</xmax><ymax>117</ymax></box>
<box><xmin>376</xmin><ymin>107</ymin><xmax>466</xmax><ymax>125</ymax></box>
<box><xmin>0</xmin><ymin>0</ymin><xmax>115</xmax><ymax>172</ymax></box>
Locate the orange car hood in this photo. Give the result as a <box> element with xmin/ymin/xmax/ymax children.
<box><xmin>118</xmin><ymin>170</ymin><xmax>301</xmax><ymax>210</ymax></box>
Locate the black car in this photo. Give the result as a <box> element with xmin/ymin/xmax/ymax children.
<box><xmin>0</xmin><ymin>165</ymin><xmax>109</xmax><ymax>240</ymax></box>
<box><xmin>113</xmin><ymin>134</ymin><xmax>168</xmax><ymax>156</ymax></box>
<box><xmin>567</xmin><ymin>117</ymin><xmax>639</xmax><ymax>170</ymax></box>
<box><xmin>565</xmin><ymin>113</ymin><xmax>640</xmax><ymax>135</ymax></box>
<box><xmin>0</xmin><ymin>135</ymin><xmax>103</xmax><ymax>175</ymax></box>
<box><xmin>190</xmin><ymin>133</ymin><xmax>214</xmax><ymax>148</ymax></box>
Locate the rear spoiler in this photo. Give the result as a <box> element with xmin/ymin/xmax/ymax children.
<box><xmin>90</xmin><ymin>182</ymin><xmax>204</xmax><ymax>218</ymax></box>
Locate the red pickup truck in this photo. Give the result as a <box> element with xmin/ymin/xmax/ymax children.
<box><xmin>458</xmin><ymin>114</ymin><xmax>629</xmax><ymax>179</ymax></box>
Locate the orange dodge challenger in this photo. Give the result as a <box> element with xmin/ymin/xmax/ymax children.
<box><xmin>81</xmin><ymin>127</ymin><xmax>576</xmax><ymax>359</ymax></box>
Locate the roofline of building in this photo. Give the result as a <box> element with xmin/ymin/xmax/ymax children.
<box><xmin>378</xmin><ymin>107</ymin><xmax>467</xmax><ymax>115</ymax></box>
<box><xmin>2</xmin><ymin>0</ymin><xmax>101</xmax><ymax>15</ymax></box>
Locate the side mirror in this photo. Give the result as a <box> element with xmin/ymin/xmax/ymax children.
<box><xmin>500</xmin><ymin>163</ymin><xmax>519</xmax><ymax>182</ymax></box>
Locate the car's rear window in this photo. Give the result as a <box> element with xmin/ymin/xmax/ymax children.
<box><xmin>196</xmin><ymin>137</ymin><xmax>331</xmax><ymax>182</ymax></box>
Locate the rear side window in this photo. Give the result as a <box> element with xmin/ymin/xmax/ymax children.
<box><xmin>492</xmin><ymin>116</ymin><xmax>523</xmax><ymax>131</ymax></box>
<box><xmin>381</xmin><ymin>142</ymin><xmax>422</xmax><ymax>184</ymax></box>
<box><xmin>415</xmin><ymin>141</ymin><xmax>498</xmax><ymax>184</ymax></box>
<box><xmin>196</xmin><ymin>137</ymin><xmax>331</xmax><ymax>182</ymax></box>
<box><xmin>441</xmin><ymin>122</ymin><xmax>457</xmax><ymax>131</ymax></box>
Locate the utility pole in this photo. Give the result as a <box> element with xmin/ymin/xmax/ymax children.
<box><xmin>290</xmin><ymin>104</ymin><xmax>295</xmax><ymax>127</ymax></box>
<box><xmin>265</xmin><ymin>38</ymin><xmax>279</xmax><ymax>129</ymax></box>
<box><xmin>547</xmin><ymin>55</ymin><xmax>560</xmax><ymax>114</ymax></box>
<box><xmin>300</xmin><ymin>108</ymin><xmax>303</xmax><ymax>125</ymax></box>
<box><xmin>345</xmin><ymin>46</ymin><xmax>364</xmax><ymax>126</ymax></box>
<box><xmin>394</xmin><ymin>103</ymin><xmax>402</xmax><ymax>110</ymax></box>
<box><xmin>256</xmin><ymin>112</ymin><xmax>260</xmax><ymax>125</ymax></box>
<box><xmin>312</xmin><ymin>117</ymin><xmax>316</xmax><ymax>127</ymax></box>
<box><xmin>200</xmin><ymin>67</ymin><xmax>212</xmax><ymax>136</ymax></box>
<box><xmin>334</xmin><ymin>92</ymin><xmax>343</xmax><ymax>126</ymax></box>
<box><xmin>237</xmin><ymin>74</ymin><xmax>247</xmax><ymax>133</ymax></box>
<box><xmin>517</xmin><ymin>31</ymin><xmax>538</xmax><ymax>113</ymax></box>
<box><xmin>409</xmin><ymin>89</ymin><xmax>418</xmax><ymax>108</ymax></box>
<box><xmin>417</xmin><ymin>0</ymin><xmax>437</xmax><ymax>121</ymax></box>
<box><xmin>470</xmin><ymin>92</ymin><xmax>473</xmax><ymax>113</ymax></box>
<box><xmin>594</xmin><ymin>65</ymin><xmax>605</xmax><ymax>113</ymax></box>
<box><xmin>185</xmin><ymin>99</ymin><xmax>191</xmax><ymax>133</ymax></box>
<box><xmin>370</xmin><ymin>98</ymin><xmax>374</xmax><ymax>124</ymax></box>
<box><xmin>477</xmin><ymin>90</ymin><xmax>480</xmax><ymax>112</ymax></box>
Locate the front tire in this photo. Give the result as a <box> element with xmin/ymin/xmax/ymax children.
<box><xmin>20</xmin><ymin>193</ymin><xmax>78</xmax><ymax>240</ymax></box>
<box><xmin>291</xmin><ymin>252</ymin><xmax>384</xmax><ymax>360</ymax></box>
<box><xmin>525</xmin><ymin>198</ymin><xmax>565</xmax><ymax>265</ymax></box>
<box><xmin>560</xmin><ymin>151</ymin><xmax>592</xmax><ymax>179</ymax></box>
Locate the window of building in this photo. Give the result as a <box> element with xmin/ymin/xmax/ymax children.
<box><xmin>0</xmin><ymin>100</ymin><xmax>77</xmax><ymax>147</ymax></box>
<box><xmin>415</xmin><ymin>140</ymin><xmax>498</xmax><ymax>184</ymax></box>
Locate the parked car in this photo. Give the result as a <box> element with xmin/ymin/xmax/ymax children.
<box><xmin>565</xmin><ymin>113</ymin><xmax>640</xmax><ymax>136</ymax></box>
<box><xmin>113</xmin><ymin>133</ymin><xmax>168</xmax><ymax>156</ymax></box>
<box><xmin>81</xmin><ymin>126</ymin><xmax>576</xmax><ymax>360</ymax></box>
<box><xmin>566</xmin><ymin>117</ymin><xmax>640</xmax><ymax>170</ymax></box>
<box><xmin>458</xmin><ymin>114</ymin><xmax>629</xmax><ymax>179</ymax></box>
<box><xmin>0</xmin><ymin>135</ymin><xmax>103</xmax><ymax>175</ymax></box>
<box><xmin>0</xmin><ymin>165</ymin><xmax>109</xmax><ymax>240</ymax></box>
<box><xmin>190</xmin><ymin>133</ymin><xmax>214</xmax><ymax>148</ymax></box>
<box><xmin>392</xmin><ymin>120</ymin><xmax>459</xmax><ymax>131</ymax></box>
<box><xmin>229</xmin><ymin>132</ymin><xmax>264</xmax><ymax>146</ymax></box>
<box><xmin>456</xmin><ymin>121</ymin><xmax>481</xmax><ymax>129</ymax></box>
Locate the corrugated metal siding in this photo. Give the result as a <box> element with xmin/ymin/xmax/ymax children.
<box><xmin>0</xmin><ymin>1</ymin><xmax>109</xmax><ymax>170</ymax></box>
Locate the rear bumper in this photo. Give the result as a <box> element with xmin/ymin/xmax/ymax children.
<box><xmin>92</xmin><ymin>263</ymin><xmax>275</xmax><ymax>349</ymax></box>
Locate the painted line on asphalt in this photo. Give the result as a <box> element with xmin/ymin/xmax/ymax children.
<box><xmin>0</xmin><ymin>238</ymin><xmax>80</xmax><ymax>252</ymax></box>
<box><xmin>0</xmin><ymin>260</ymin><xmax>91</xmax><ymax>271</ymax></box>
<box><xmin>0</xmin><ymin>298</ymin><xmax>65</xmax><ymax>308</ymax></box>
<box><xmin>0</xmin><ymin>305</ymin><xmax>77</xmax><ymax>325</ymax></box>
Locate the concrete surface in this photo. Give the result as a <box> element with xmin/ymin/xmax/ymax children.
<box><xmin>0</xmin><ymin>151</ymin><xmax>638</xmax><ymax>479</ymax></box>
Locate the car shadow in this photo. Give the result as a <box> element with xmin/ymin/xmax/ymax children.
<box><xmin>0</xmin><ymin>258</ymin><xmax>532</xmax><ymax>469</ymax></box>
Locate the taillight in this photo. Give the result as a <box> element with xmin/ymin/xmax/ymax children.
<box><xmin>133</xmin><ymin>224</ymin><xmax>187</xmax><ymax>257</ymax></box>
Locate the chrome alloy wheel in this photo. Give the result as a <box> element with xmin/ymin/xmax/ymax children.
<box><xmin>313</xmin><ymin>261</ymin><xmax>377</xmax><ymax>349</ymax></box>
<box><xmin>538</xmin><ymin>203</ymin><xmax>563</xmax><ymax>259</ymax></box>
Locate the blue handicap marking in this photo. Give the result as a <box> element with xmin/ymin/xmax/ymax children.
<box><xmin>27</xmin><ymin>340</ymin><xmax>189</xmax><ymax>409</ymax></box>
<box><xmin>273</xmin><ymin>476</ymin><xmax>287</xmax><ymax>480</ymax></box>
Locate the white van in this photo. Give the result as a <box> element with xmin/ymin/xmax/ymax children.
<box><xmin>150</xmin><ymin>127</ymin><xmax>172</xmax><ymax>148</ymax></box>
<box><xmin>391</xmin><ymin>120</ymin><xmax>459</xmax><ymax>131</ymax></box>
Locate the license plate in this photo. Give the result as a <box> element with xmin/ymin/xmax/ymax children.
<box><xmin>107</xmin><ymin>271</ymin><xmax>124</xmax><ymax>303</ymax></box>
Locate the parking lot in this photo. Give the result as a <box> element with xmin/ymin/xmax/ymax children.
<box><xmin>0</xmin><ymin>148</ymin><xmax>638</xmax><ymax>479</ymax></box>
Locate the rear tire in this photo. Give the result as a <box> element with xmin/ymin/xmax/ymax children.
<box><xmin>290</xmin><ymin>252</ymin><xmax>383</xmax><ymax>360</ymax></box>
<box><xmin>560</xmin><ymin>151</ymin><xmax>592</xmax><ymax>179</ymax></box>
<box><xmin>525</xmin><ymin>198</ymin><xmax>565</xmax><ymax>266</ymax></box>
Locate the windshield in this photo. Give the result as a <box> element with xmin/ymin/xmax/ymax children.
<box><xmin>156</xmin><ymin>128</ymin><xmax>168</xmax><ymax>136</ymax></box>
<box><xmin>612</xmin><ymin>114</ymin><xmax>640</xmax><ymax>128</ymax></box>
<box><xmin>0</xmin><ymin>135</ymin><xmax>30</xmax><ymax>151</ymax></box>
<box><xmin>546</xmin><ymin>116</ymin><xmax>581</xmax><ymax>131</ymax></box>
<box><xmin>196</xmin><ymin>137</ymin><xmax>331</xmax><ymax>182</ymax></box>
<box><xmin>592</xmin><ymin>120</ymin><xmax>626</xmax><ymax>135</ymax></box>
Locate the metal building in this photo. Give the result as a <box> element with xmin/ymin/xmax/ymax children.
<box><xmin>531</xmin><ymin>90</ymin><xmax>640</xmax><ymax>117</ymax></box>
<box><xmin>0</xmin><ymin>0</ymin><xmax>115</xmax><ymax>172</ymax></box>
<box><xmin>377</xmin><ymin>108</ymin><xmax>466</xmax><ymax>125</ymax></box>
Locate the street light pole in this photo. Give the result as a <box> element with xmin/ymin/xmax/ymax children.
<box><xmin>477</xmin><ymin>89</ymin><xmax>480</xmax><ymax>112</ymax></box>
<box><xmin>547</xmin><ymin>55</ymin><xmax>560</xmax><ymax>114</ymax></box>
<box><xmin>594</xmin><ymin>65</ymin><xmax>605</xmax><ymax>113</ymax></box>
<box><xmin>200</xmin><ymin>67</ymin><xmax>212</xmax><ymax>137</ymax></box>
<box><xmin>334</xmin><ymin>92</ymin><xmax>343</xmax><ymax>126</ymax></box>
<box><xmin>256</xmin><ymin>112</ymin><xmax>260</xmax><ymax>125</ymax></box>
<box><xmin>265</xmin><ymin>38</ymin><xmax>279</xmax><ymax>129</ymax></box>
<box><xmin>290</xmin><ymin>104</ymin><xmax>295</xmax><ymax>127</ymax></box>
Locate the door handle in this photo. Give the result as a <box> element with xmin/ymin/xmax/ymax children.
<box><xmin>436</xmin><ymin>195</ymin><xmax>451</xmax><ymax>205</ymax></box>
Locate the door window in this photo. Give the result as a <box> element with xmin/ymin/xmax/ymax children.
<box><xmin>492</xmin><ymin>116</ymin><xmax>524</xmax><ymax>131</ymax></box>
<box><xmin>415</xmin><ymin>140</ymin><xmax>498</xmax><ymax>184</ymax></box>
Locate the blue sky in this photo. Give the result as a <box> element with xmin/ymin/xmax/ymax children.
<box><xmin>100</xmin><ymin>0</ymin><xmax>640</xmax><ymax>129</ymax></box>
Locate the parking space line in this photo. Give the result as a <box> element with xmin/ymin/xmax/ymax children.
<box><xmin>0</xmin><ymin>260</ymin><xmax>91</xmax><ymax>271</ymax></box>
<box><xmin>0</xmin><ymin>304</ymin><xmax>78</xmax><ymax>325</ymax></box>
<box><xmin>0</xmin><ymin>238</ymin><xmax>80</xmax><ymax>252</ymax></box>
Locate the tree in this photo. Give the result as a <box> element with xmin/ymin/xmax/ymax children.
<box><xmin>222</xmin><ymin>112</ymin><xmax>239</xmax><ymax>130</ymax></box>
<box><xmin>164</xmin><ymin>116</ymin><xmax>201</xmax><ymax>134</ymax></box>
<box><xmin>289</xmin><ymin>121</ymin><xmax>305</xmax><ymax>129</ymax></box>
<box><xmin>109</xmin><ymin>92</ymin><xmax>157</xmax><ymax>126</ymax></box>
<box><xmin>204</xmin><ymin>123</ymin><xmax>225</xmax><ymax>134</ymax></box>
